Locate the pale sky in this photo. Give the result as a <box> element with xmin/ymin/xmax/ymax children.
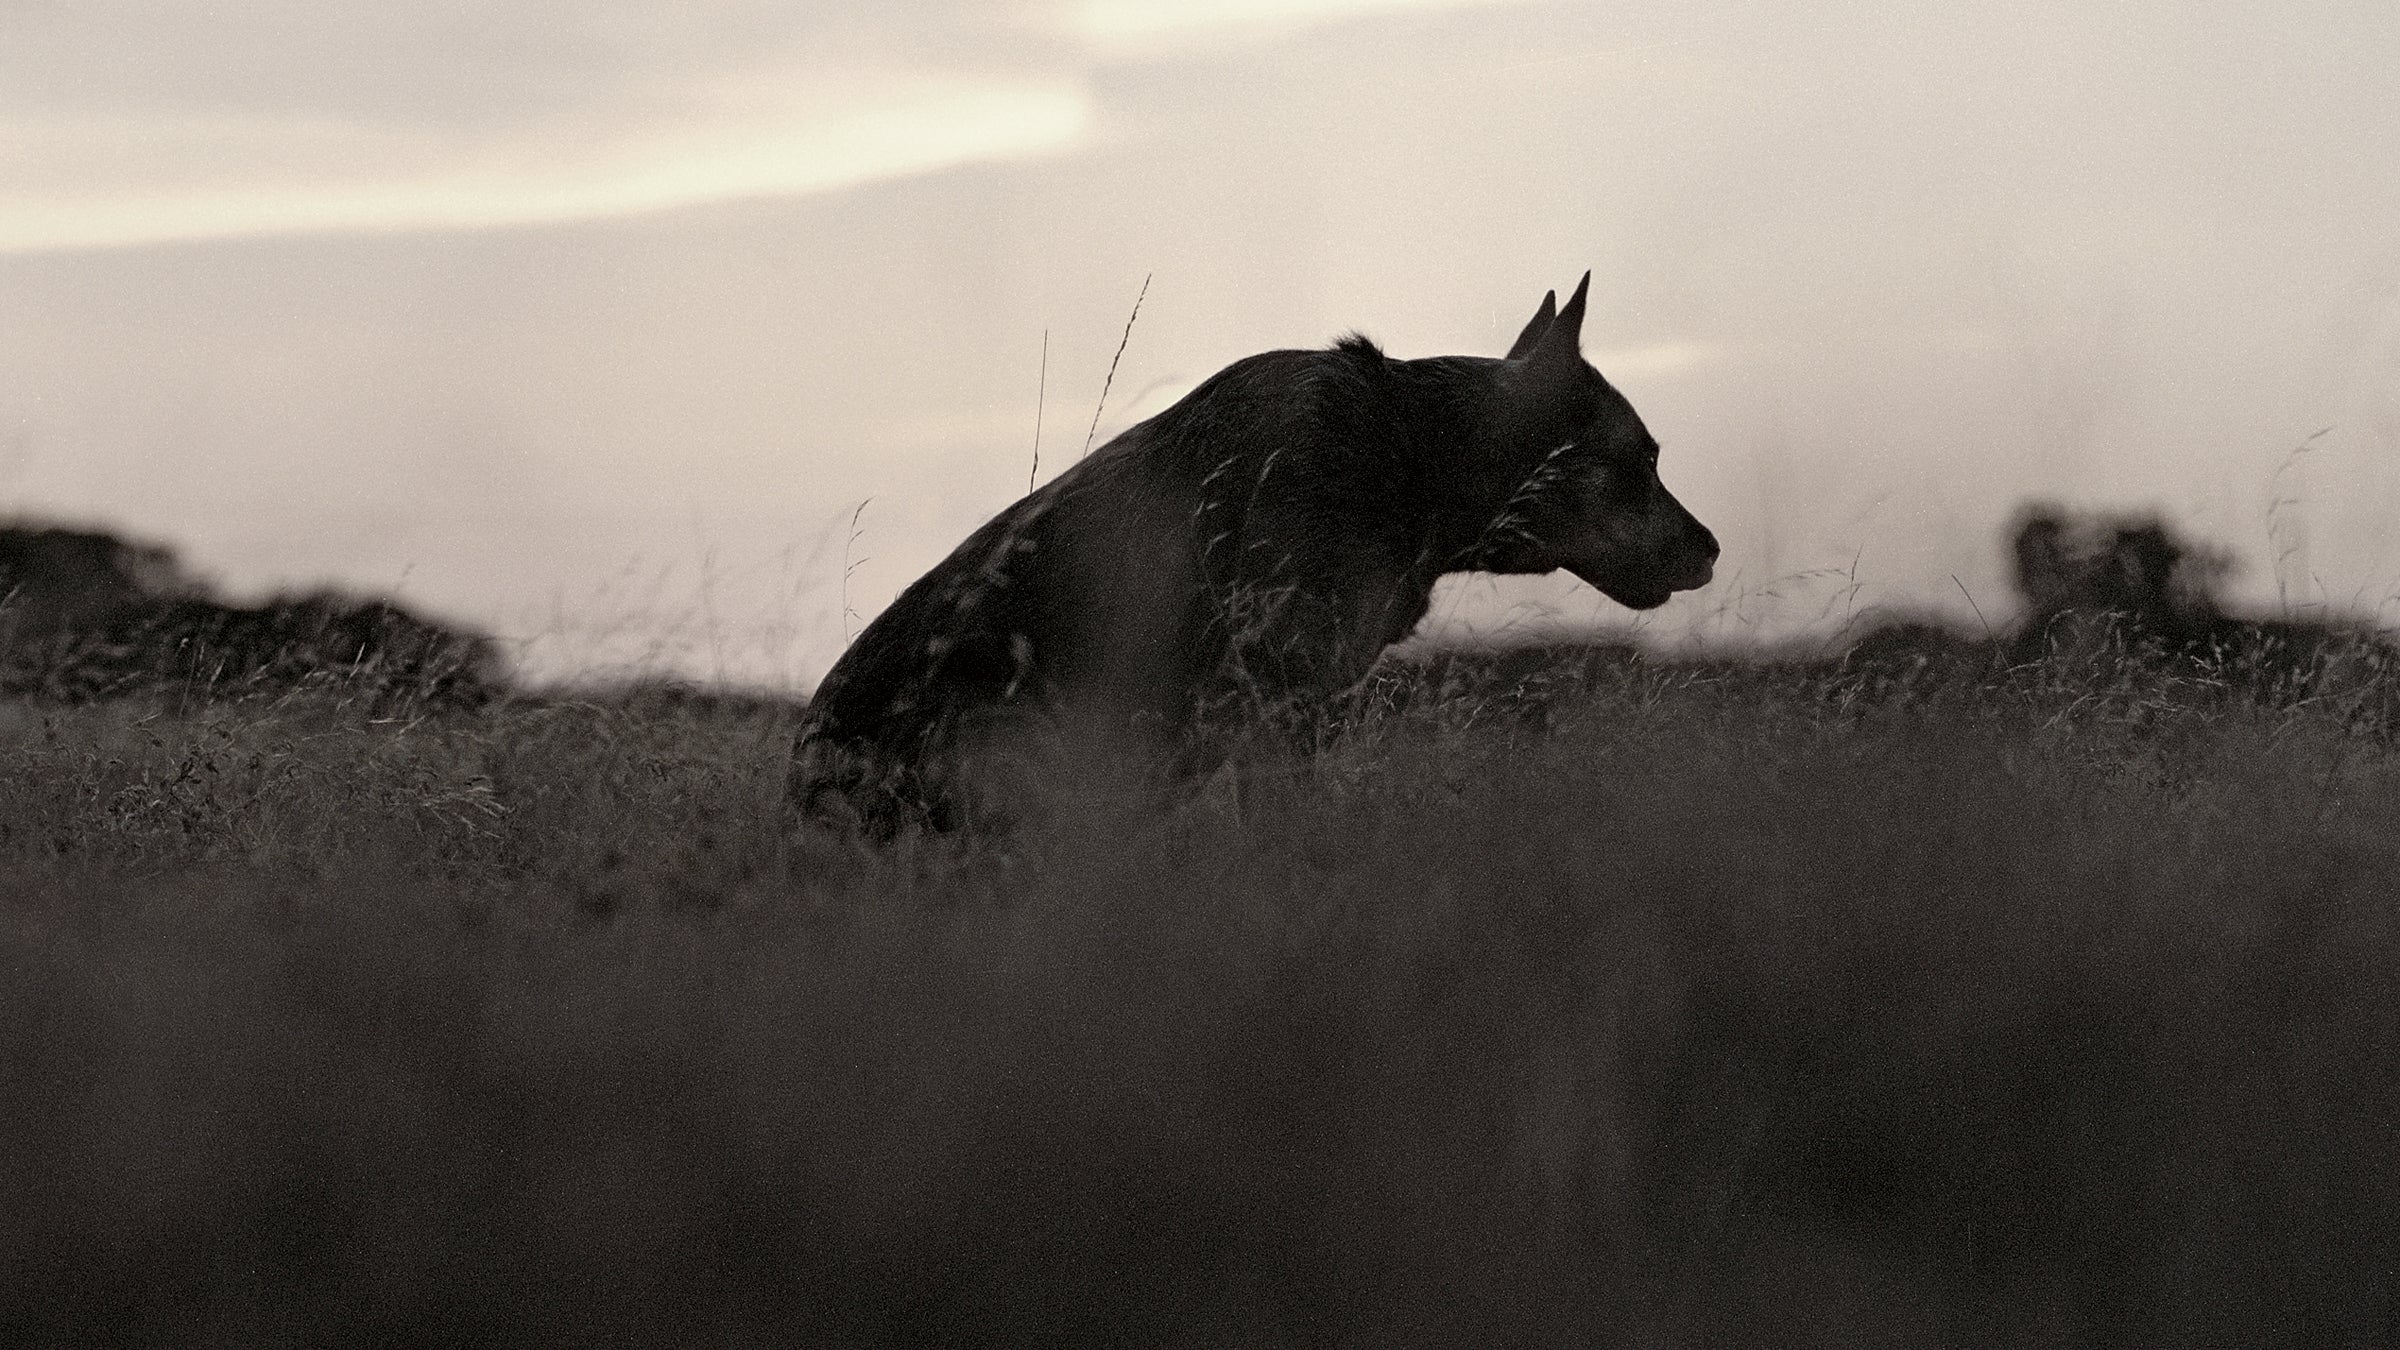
<box><xmin>5</xmin><ymin>0</ymin><xmax>2397</xmax><ymax>687</ymax></box>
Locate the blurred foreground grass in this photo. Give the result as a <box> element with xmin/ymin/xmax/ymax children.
<box><xmin>4</xmin><ymin>652</ymin><xmax>2398</xmax><ymax>1347</ymax></box>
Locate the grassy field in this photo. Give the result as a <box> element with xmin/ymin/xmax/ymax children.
<box><xmin>4</xmin><ymin>646</ymin><xmax>2398</xmax><ymax>1347</ymax></box>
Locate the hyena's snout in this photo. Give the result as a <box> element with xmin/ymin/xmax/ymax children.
<box><xmin>1664</xmin><ymin>512</ymin><xmax>1719</xmax><ymax>591</ymax></box>
<box><xmin>1565</xmin><ymin>498</ymin><xmax>1718</xmax><ymax>610</ymax></box>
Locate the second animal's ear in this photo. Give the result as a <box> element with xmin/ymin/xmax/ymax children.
<box><xmin>1504</xmin><ymin>289</ymin><xmax>1558</xmax><ymax>361</ymax></box>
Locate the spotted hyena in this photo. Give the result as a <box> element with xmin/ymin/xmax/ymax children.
<box><xmin>792</xmin><ymin>274</ymin><xmax>1719</xmax><ymax>836</ymax></box>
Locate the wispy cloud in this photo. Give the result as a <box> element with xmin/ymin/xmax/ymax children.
<box><xmin>1071</xmin><ymin>0</ymin><xmax>1534</xmax><ymax>57</ymax></box>
<box><xmin>0</xmin><ymin>0</ymin><xmax>1549</xmax><ymax>255</ymax></box>
<box><xmin>1</xmin><ymin>70</ymin><xmax>1091</xmax><ymax>255</ymax></box>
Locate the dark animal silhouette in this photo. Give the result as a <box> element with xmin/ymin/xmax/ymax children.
<box><xmin>1836</xmin><ymin>504</ymin><xmax>2394</xmax><ymax>722</ymax></box>
<box><xmin>791</xmin><ymin>275</ymin><xmax>1720</xmax><ymax>836</ymax></box>
<box><xmin>2006</xmin><ymin>502</ymin><xmax>2393</xmax><ymax>710</ymax></box>
<box><xmin>2009</xmin><ymin>503</ymin><xmax>2226</xmax><ymax>659</ymax></box>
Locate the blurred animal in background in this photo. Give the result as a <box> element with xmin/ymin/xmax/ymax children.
<box><xmin>791</xmin><ymin>274</ymin><xmax>1720</xmax><ymax>838</ymax></box>
<box><xmin>0</xmin><ymin>521</ymin><xmax>502</xmax><ymax>708</ymax></box>
<box><xmin>1844</xmin><ymin>503</ymin><xmax>2395</xmax><ymax>715</ymax></box>
<box><xmin>2008</xmin><ymin>503</ymin><xmax>2233</xmax><ymax>660</ymax></box>
<box><xmin>2008</xmin><ymin>502</ymin><xmax>2393</xmax><ymax>707</ymax></box>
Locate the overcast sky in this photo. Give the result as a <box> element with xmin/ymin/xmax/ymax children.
<box><xmin>5</xmin><ymin>0</ymin><xmax>2396</xmax><ymax>686</ymax></box>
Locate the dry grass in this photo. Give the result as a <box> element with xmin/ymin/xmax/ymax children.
<box><xmin>4</xmin><ymin>650</ymin><xmax>2398</xmax><ymax>1347</ymax></box>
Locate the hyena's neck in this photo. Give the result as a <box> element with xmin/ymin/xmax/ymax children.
<box><xmin>1380</xmin><ymin>354</ymin><xmax>1541</xmax><ymax>571</ymax></box>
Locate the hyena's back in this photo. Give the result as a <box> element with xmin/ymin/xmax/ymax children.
<box><xmin>789</xmin><ymin>436</ymin><xmax>1222</xmax><ymax>835</ymax></box>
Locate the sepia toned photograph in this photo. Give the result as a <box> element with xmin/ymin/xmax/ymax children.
<box><xmin>4</xmin><ymin>2</ymin><xmax>2397</xmax><ymax>1344</ymax></box>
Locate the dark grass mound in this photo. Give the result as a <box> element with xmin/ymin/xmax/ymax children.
<box><xmin>1</xmin><ymin>521</ymin><xmax>503</xmax><ymax>710</ymax></box>
<box><xmin>5</xmin><ymin>657</ymin><xmax>2400</xmax><ymax>1346</ymax></box>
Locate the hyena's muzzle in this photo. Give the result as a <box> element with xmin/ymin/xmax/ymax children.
<box><xmin>1555</xmin><ymin>469</ymin><xmax>1719</xmax><ymax>611</ymax></box>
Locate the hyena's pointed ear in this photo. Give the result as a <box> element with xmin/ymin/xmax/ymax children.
<box><xmin>1513</xmin><ymin>273</ymin><xmax>1594</xmax><ymax>416</ymax></box>
<box><xmin>1526</xmin><ymin>271</ymin><xmax>1591</xmax><ymax>368</ymax></box>
<box><xmin>1504</xmin><ymin>290</ymin><xmax>1558</xmax><ymax>361</ymax></box>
